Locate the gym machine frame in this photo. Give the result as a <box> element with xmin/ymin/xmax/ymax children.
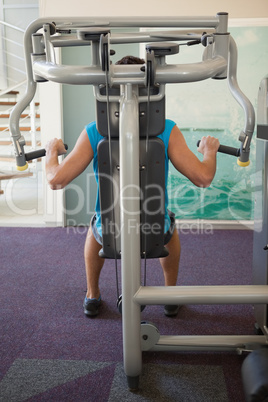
<box><xmin>9</xmin><ymin>13</ymin><xmax>268</xmax><ymax>390</ymax></box>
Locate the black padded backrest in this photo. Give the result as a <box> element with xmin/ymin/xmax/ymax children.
<box><xmin>96</xmin><ymin>86</ymin><xmax>165</xmax><ymax>138</ymax></box>
<box><xmin>97</xmin><ymin>137</ymin><xmax>166</xmax><ymax>258</ymax></box>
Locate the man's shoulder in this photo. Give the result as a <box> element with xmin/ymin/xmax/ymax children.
<box><xmin>158</xmin><ymin>119</ymin><xmax>176</xmax><ymax>139</ymax></box>
<box><xmin>165</xmin><ymin>119</ymin><xmax>176</xmax><ymax>132</ymax></box>
<box><xmin>85</xmin><ymin>121</ymin><xmax>104</xmax><ymax>154</ymax></box>
<box><xmin>85</xmin><ymin>121</ymin><xmax>97</xmax><ymax>132</ymax></box>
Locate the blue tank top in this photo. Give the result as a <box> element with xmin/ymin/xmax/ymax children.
<box><xmin>85</xmin><ymin>119</ymin><xmax>176</xmax><ymax>238</ymax></box>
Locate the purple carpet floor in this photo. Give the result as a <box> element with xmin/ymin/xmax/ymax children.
<box><xmin>0</xmin><ymin>227</ymin><xmax>257</xmax><ymax>401</ymax></box>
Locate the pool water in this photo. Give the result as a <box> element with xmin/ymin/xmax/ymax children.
<box><xmin>167</xmin><ymin>128</ymin><xmax>256</xmax><ymax>220</ymax></box>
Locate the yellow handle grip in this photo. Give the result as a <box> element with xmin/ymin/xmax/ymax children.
<box><xmin>237</xmin><ymin>159</ymin><xmax>250</xmax><ymax>167</ymax></box>
<box><xmin>16</xmin><ymin>162</ymin><xmax>28</xmax><ymax>171</ymax></box>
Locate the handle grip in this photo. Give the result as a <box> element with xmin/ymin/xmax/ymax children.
<box><xmin>196</xmin><ymin>140</ymin><xmax>240</xmax><ymax>157</ymax></box>
<box><xmin>25</xmin><ymin>144</ymin><xmax>68</xmax><ymax>161</ymax></box>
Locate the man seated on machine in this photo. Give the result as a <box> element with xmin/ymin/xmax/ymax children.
<box><xmin>45</xmin><ymin>56</ymin><xmax>220</xmax><ymax>318</ymax></box>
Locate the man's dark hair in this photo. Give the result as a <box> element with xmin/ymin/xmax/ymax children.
<box><xmin>116</xmin><ymin>55</ymin><xmax>145</xmax><ymax>65</ymax></box>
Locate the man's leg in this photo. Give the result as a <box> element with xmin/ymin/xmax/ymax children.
<box><xmin>83</xmin><ymin>226</ymin><xmax>105</xmax><ymax>316</ymax></box>
<box><xmin>159</xmin><ymin>228</ymin><xmax>181</xmax><ymax>286</ymax></box>
<box><xmin>159</xmin><ymin>229</ymin><xmax>181</xmax><ymax>316</ymax></box>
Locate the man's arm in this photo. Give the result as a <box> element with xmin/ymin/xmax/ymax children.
<box><xmin>45</xmin><ymin>128</ymin><xmax>93</xmax><ymax>190</ymax></box>
<box><xmin>168</xmin><ymin>125</ymin><xmax>220</xmax><ymax>188</ymax></box>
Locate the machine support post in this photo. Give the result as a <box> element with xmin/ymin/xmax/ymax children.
<box><xmin>228</xmin><ymin>36</ymin><xmax>255</xmax><ymax>164</ymax></box>
<box><xmin>253</xmin><ymin>75</ymin><xmax>268</xmax><ymax>335</ymax></box>
<box><xmin>119</xmin><ymin>84</ymin><xmax>142</xmax><ymax>388</ymax></box>
<box><xmin>216</xmin><ymin>12</ymin><xmax>228</xmax><ymax>34</ymax></box>
<box><xmin>9</xmin><ymin>21</ymin><xmax>37</xmax><ymax>169</ymax></box>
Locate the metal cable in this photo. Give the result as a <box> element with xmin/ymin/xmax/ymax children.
<box><xmin>104</xmin><ymin>60</ymin><xmax>120</xmax><ymax>299</ymax></box>
<box><xmin>142</xmin><ymin>60</ymin><xmax>152</xmax><ymax>287</ymax></box>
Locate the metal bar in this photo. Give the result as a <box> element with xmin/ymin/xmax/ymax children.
<box><xmin>43</xmin><ymin>24</ymin><xmax>56</xmax><ymax>64</ymax></box>
<box><xmin>0</xmin><ymin>80</ymin><xmax>26</xmax><ymax>96</ymax></box>
<box><xmin>0</xmin><ymin>20</ymin><xmax>8</xmax><ymax>89</ymax></box>
<box><xmin>135</xmin><ymin>285</ymin><xmax>268</xmax><ymax>305</ymax></box>
<box><xmin>49</xmin><ymin>30</ymin><xmax>215</xmax><ymax>48</ymax></box>
<box><xmin>2</xmin><ymin>37</ymin><xmax>24</xmax><ymax>48</ymax></box>
<box><xmin>155</xmin><ymin>57</ymin><xmax>227</xmax><ymax>83</ymax></box>
<box><xmin>149</xmin><ymin>28</ymin><xmax>215</xmax><ymax>39</ymax></box>
<box><xmin>0</xmin><ymin>21</ymin><xmax>25</xmax><ymax>33</ymax></box>
<box><xmin>3</xmin><ymin>4</ymin><xmax>38</xmax><ymax>10</ymax></box>
<box><xmin>50</xmin><ymin>36</ymin><xmax>91</xmax><ymax>48</ymax></box>
<box><xmin>228</xmin><ymin>36</ymin><xmax>255</xmax><ymax>163</ymax></box>
<box><xmin>120</xmin><ymin>84</ymin><xmax>142</xmax><ymax>380</ymax></box>
<box><xmin>2</xmin><ymin>76</ymin><xmax>20</xmax><ymax>86</ymax></box>
<box><xmin>3</xmin><ymin>62</ymin><xmax>26</xmax><ymax>75</ymax></box>
<box><xmin>52</xmin><ymin>15</ymin><xmax>220</xmax><ymax>29</ymax></box>
<box><xmin>150</xmin><ymin>335</ymin><xmax>268</xmax><ymax>352</ymax></box>
<box><xmin>253</xmin><ymin>76</ymin><xmax>268</xmax><ymax>336</ymax></box>
<box><xmin>9</xmin><ymin>19</ymin><xmax>41</xmax><ymax>169</ymax></box>
<box><xmin>32</xmin><ymin>56</ymin><xmax>227</xmax><ymax>86</ymax></box>
<box><xmin>33</xmin><ymin>61</ymin><xmax>107</xmax><ymax>85</ymax></box>
<box><xmin>30</xmin><ymin>100</ymin><xmax>36</xmax><ymax>149</ymax></box>
<box><xmin>2</xmin><ymin>50</ymin><xmax>25</xmax><ymax>61</ymax></box>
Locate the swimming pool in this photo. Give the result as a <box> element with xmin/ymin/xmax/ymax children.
<box><xmin>168</xmin><ymin>128</ymin><xmax>256</xmax><ymax>220</ymax></box>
